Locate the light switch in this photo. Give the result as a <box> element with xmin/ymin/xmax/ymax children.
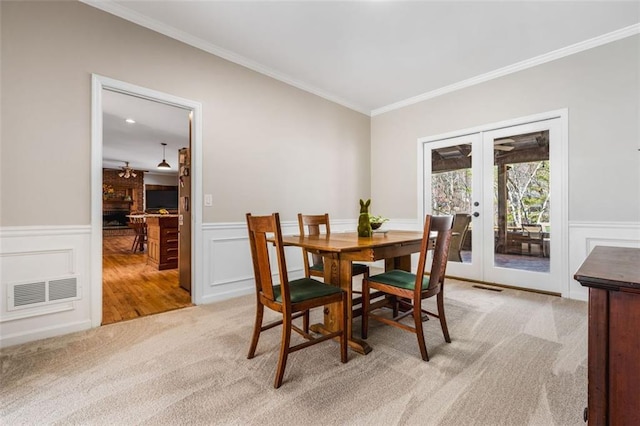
<box><xmin>204</xmin><ymin>194</ymin><xmax>213</xmax><ymax>206</ymax></box>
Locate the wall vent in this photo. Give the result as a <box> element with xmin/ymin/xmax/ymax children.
<box><xmin>8</xmin><ymin>276</ymin><xmax>80</xmax><ymax>311</ymax></box>
<box><xmin>14</xmin><ymin>281</ymin><xmax>47</xmax><ymax>307</ymax></box>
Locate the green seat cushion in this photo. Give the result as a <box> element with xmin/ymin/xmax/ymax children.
<box><xmin>309</xmin><ymin>263</ymin><xmax>369</xmax><ymax>276</ymax></box>
<box><xmin>352</xmin><ymin>263</ymin><xmax>369</xmax><ymax>276</ymax></box>
<box><xmin>309</xmin><ymin>263</ymin><xmax>324</xmax><ymax>273</ymax></box>
<box><xmin>273</xmin><ymin>278</ymin><xmax>343</xmax><ymax>303</ymax></box>
<box><xmin>368</xmin><ymin>269</ymin><xmax>428</xmax><ymax>291</ymax></box>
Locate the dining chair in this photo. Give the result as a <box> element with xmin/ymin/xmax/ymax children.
<box><xmin>522</xmin><ymin>223</ymin><xmax>544</xmax><ymax>256</ymax></box>
<box><xmin>447</xmin><ymin>213</ymin><xmax>471</xmax><ymax>262</ymax></box>
<box><xmin>297</xmin><ymin>213</ymin><xmax>370</xmax><ymax>283</ymax></box>
<box><xmin>361</xmin><ymin>215</ymin><xmax>454</xmax><ymax>361</ymax></box>
<box><xmin>246</xmin><ymin>213</ymin><xmax>348</xmax><ymax>388</ymax></box>
<box><xmin>128</xmin><ymin>214</ymin><xmax>147</xmax><ymax>252</ymax></box>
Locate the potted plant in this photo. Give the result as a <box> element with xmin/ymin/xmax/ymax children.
<box><xmin>369</xmin><ymin>215</ymin><xmax>389</xmax><ymax>230</ymax></box>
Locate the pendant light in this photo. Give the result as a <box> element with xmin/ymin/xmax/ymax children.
<box><xmin>157</xmin><ymin>142</ymin><xmax>171</xmax><ymax>169</ymax></box>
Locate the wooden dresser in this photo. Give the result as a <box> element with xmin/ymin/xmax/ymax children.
<box><xmin>574</xmin><ymin>246</ymin><xmax>640</xmax><ymax>425</ymax></box>
<box><xmin>146</xmin><ymin>215</ymin><xmax>179</xmax><ymax>270</ymax></box>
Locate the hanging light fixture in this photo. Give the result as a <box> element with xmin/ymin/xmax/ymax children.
<box><xmin>157</xmin><ymin>142</ymin><xmax>171</xmax><ymax>169</ymax></box>
<box><xmin>118</xmin><ymin>161</ymin><xmax>137</xmax><ymax>179</ymax></box>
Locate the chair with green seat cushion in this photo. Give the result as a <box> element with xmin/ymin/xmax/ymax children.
<box><xmin>361</xmin><ymin>215</ymin><xmax>454</xmax><ymax>361</ymax></box>
<box><xmin>297</xmin><ymin>213</ymin><xmax>369</xmax><ymax>290</ymax></box>
<box><xmin>246</xmin><ymin>213</ymin><xmax>348</xmax><ymax>388</ymax></box>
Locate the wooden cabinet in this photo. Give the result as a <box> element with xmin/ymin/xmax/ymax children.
<box><xmin>146</xmin><ymin>215</ymin><xmax>179</xmax><ymax>270</ymax></box>
<box><xmin>574</xmin><ymin>246</ymin><xmax>640</xmax><ymax>425</ymax></box>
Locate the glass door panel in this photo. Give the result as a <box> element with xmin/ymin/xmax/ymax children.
<box><xmin>425</xmin><ymin>133</ymin><xmax>482</xmax><ymax>280</ymax></box>
<box><xmin>482</xmin><ymin>119</ymin><xmax>560</xmax><ymax>293</ymax></box>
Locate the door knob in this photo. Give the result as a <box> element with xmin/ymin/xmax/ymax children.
<box><xmin>474</xmin><ymin>202</ymin><xmax>480</xmax><ymax>207</ymax></box>
<box><xmin>473</xmin><ymin>212</ymin><xmax>480</xmax><ymax>217</ymax></box>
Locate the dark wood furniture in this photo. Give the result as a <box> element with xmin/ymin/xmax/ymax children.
<box><xmin>362</xmin><ymin>215</ymin><xmax>454</xmax><ymax>361</ymax></box>
<box><xmin>297</xmin><ymin>213</ymin><xmax>369</xmax><ymax>287</ymax></box>
<box><xmin>146</xmin><ymin>215</ymin><xmax>179</xmax><ymax>270</ymax></box>
<box><xmin>574</xmin><ymin>246</ymin><xmax>640</xmax><ymax>425</ymax></box>
<box><xmin>246</xmin><ymin>213</ymin><xmax>347</xmax><ymax>388</ymax></box>
<box><xmin>280</xmin><ymin>229</ymin><xmax>425</xmax><ymax>355</ymax></box>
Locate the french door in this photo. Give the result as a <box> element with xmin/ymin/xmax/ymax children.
<box><xmin>424</xmin><ymin>117</ymin><xmax>563</xmax><ymax>294</ymax></box>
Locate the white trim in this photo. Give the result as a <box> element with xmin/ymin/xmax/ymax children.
<box><xmin>91</xmin><ymin>74</ymin><xmax>204</xmax><ymax>327</ymax></box>
<box><xmin>80</xmin><ymin>0</ymin><xmax>369</xmax><ymax>116</ymax></box>
<box><xmin>373</xmin><ymin>24</ymin><xmax>640</xmax><ymax>116</ymax></box>
<box><xmin>569</xmin><ymin>221</ymin><xmax>640</xmax><ymax>301</ymax></box>
<box><xmin>0</xmin><ymin>320</ymin><xmax>93</xmax><ymax>348</ymax></box>
<box><xmin>0</xmin><ymin>225</ymin><xmax>91</xmax><ymax>237</ymax></box>
<box><xmin>80</xmin><ymin>2</ymin><xmax>638</xmax><ymax>117</ymax></box>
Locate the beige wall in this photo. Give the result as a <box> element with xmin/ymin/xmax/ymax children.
<box><xmin>0</xmin><ymin>1</ymin><xmax>370</xmax><ymax>226</ymax></box>
<box><xmin>371</xmin><ymin>35</ymin><xmax>640</xmax><ymax>223</ymax></box>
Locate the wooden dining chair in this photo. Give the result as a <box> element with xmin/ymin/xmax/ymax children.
<box><xmin>297</xmin><ymin>213</ymin><xmax>369</xmax><ymax>289</ymax></box>
<box><xmin>447</xmin><ymin>213</ymin><xmax>471</xmax><ymax>262</ymax></box>
<box><xmin>128</xmin><ymin>214</ymin><xmax>147</xmax><ymax>252</ymax></box>
<box><xmin>361</xmin><ymin>215</ymin><xmax>454</xmax><ymax>361</ymax></box>
<box><xmin>246</xmin><ymin>213</ymin><xmax>348</xmax><ymax>388</ymax></box>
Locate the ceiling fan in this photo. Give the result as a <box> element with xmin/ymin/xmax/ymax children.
<box><xmin>494</xmin><ymin>138</ymin><xmax>515</xmax><ymax>151</ymax></box>
<box><xmin>118</xmin><ymin>161</ymin><xmax>137</xmax><ymax>179</ymax></box>
<box><xmin>466</xmin><ymin>139</ymin><xmax>515</xmax><ymax>156</ymax></box>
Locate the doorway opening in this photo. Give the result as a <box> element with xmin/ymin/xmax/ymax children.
<box><xmin>91</xmin><ymin>75</ymin><xmax>203</xmax><ymax>328</ymax></box>
<box><xmin>101</xmin><ymin>90</ymin><xmax>192</xmax><ymax>325</ymax></box>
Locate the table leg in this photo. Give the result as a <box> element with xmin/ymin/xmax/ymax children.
<box><xmin>309</xmin><ymin>255</ymin><xmax>372</xmax><ymax>355</ymax></box>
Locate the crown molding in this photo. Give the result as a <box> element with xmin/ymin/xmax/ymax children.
<box><xmin>371</xmin><ymin>23</ymin><xmax>640</xmax><ymax>116</ymax></box>
<box><xmin>80</xmin><ymin>0</ymin><xmax>370</xmax><ymax>116</ymax></box>
<box><xmin>81</xmin><ymin>1</ymin><xmax>639</xmax><ymax>119</ymax></box>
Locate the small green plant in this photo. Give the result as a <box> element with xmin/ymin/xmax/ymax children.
<box><xmin>369</xmin><ymin>215</ymin><xmax>388</xmax><ymax>224</ymax></box>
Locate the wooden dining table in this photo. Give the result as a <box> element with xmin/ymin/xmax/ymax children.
<box><xmin>281</xmin><ymin>230</ymin><xmax>425</xmax><ymax>355</ymax></box>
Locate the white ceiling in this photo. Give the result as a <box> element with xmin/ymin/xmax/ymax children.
<box><xmin>102</xmin><ymin>90</ymin><xmax>190</xmax><ymax>175</ymax></box>
<box><xmin>96</xmin><ymin>1</ymin><xmax>639</xmax><ymax>171</ymax></box>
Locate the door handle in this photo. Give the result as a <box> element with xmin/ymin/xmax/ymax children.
<box><xmin>473</xmin><ymin>212</ymin><xmax>480</xmax><ymax>217</ymax></box>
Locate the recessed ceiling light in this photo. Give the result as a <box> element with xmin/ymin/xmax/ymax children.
<box><xmin>125</xmin><ymin>118</ymin><xmax>136</xmax><ymax>124</ymax></box>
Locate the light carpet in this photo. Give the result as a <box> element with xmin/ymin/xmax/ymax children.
<box><xmin>0</xmin><ymin>279</ymin><xmax>588</xmax><ymax>425</ymax></box>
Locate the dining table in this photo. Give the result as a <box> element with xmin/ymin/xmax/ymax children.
<box><xmin>280</xmin><ymin>230</ymin><xmax>425</xmax><ymax>355</ymax></box>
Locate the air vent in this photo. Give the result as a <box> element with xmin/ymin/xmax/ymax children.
<box><xmin>14</xmin><ymin>281</ymin><xmax>46</xmax><ymax>307</ymax></box>
<box><xmin>49</xmin><ymin>277</ymin><xmax>78</xmax><ymax>301</ymax></box>
<box><xmin>473</xmin><ymin>285</ymin><xmax>503</xmax><ymax>292</ymax></box>
<box><xmin>8</xmin><ymin>276</ymin><xmax>80</xmax><ymax>311</ymax></box>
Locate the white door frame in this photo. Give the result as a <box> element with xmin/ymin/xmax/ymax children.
<box><xmin>417</xmin><ymin>109</ymin><xmax>570</xmax><ymax>297</ymax></box>
<box><xmin>90</xmin><ymin>74</ymin><xmax>204</xmax><ymax>327</ymax></box>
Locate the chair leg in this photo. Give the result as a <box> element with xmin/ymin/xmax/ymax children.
<box><xmin>247</xmin><ymin>302</ymin><xmax>264</xmax><ymax>359</ymax></box>
<box><xmin>302</xmin><ymin>310</ymin><xmax>309</xmax><ymax>334</ymax></box>
<box><xmin>274</xmin><ymin>311</ymin><xmax>292</xmax><ymax>388</ymax></box>
<box><xmin>437</xmin><ymin>291</ymin><xmax>451</xmax><ymax>343</ymax></box>
<box><xmin>414</xmin><ymin>303</ymin><xmax>429</xmax><ymax>361</ymax></box>
<box><xmin>340</xmin><ymin>292</ymin><xmax>348</xmax><ymax>363</ymax></box>
<box><xmin>131</xmin><ymin>234</ymin><xmax>139</xmax><ymax>252</ymax></box>
<box><xmin>361</xmin><ymin>277</ymin><xmax>370</xmax><ymax>339</ymax></box>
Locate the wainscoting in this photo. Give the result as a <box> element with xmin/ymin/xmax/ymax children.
<box><xmin>2</xmin><ymin>220</ymin><xmax>638</xmax><ymax>347</ymax></box>
<box><xmin>568</xmin><ymin>221</ymin><xmax>640</xmax><ymax>301</ymax></box>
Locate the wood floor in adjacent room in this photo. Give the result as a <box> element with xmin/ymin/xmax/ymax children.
<box><xmin>102</xmin><ymin>235</ymin><xmax>192</xmax><ymax>325</ymax></box>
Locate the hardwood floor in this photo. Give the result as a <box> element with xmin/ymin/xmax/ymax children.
<box><xmin>102</xmin><ymin>234</ymin><xmax>192</xmax><ymax>325</ymax></box>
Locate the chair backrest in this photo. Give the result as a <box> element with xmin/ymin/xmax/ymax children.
<box><xmin>522</xmin><ymin>223</ymin><xmax>542</xmax><ymax>238</ymax></box>
<box><xmin>297</xmin><ymin>213</ymin><xmax>330</xmax><ymax>275</ymax></box>
<box><xmin>246</xmin><ymin>213</ymin><xmax>290</xmax><ymax>305</ymax></box>
<box><xmin>452</xmin><ymin>213</ymin><xmax>471</xmax><ymax>238</ymax></box>
<box><xmin>414</xmin><ymin>215</ymin><xmax>454</xmax><ymax>297</ymax></box>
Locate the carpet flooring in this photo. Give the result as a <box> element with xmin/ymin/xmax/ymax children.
<box><xmin>0</xmin><ymin>279</ymin><xmax>588</xmax><ymax>425</ymax></box>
